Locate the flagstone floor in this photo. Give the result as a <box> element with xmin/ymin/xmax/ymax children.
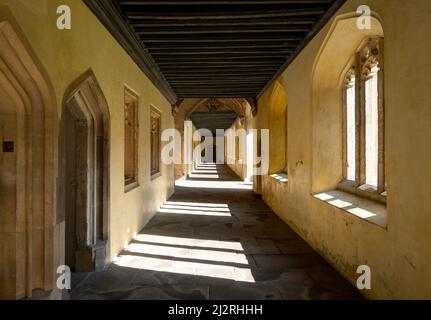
<box><xmin>70</xmin><ymin>164</ymin><xmax>363</xmax><ymax>300</ymax></box>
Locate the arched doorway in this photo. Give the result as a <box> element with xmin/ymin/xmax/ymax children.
<box><xmin>0</xmin><ymin>19</ymin><xmax>56</xmax><ymax>299</ymax></box>
<box><xmin>62</xmin><ymin>71</ymin><xmax>110</xmax><ymax>272</ymax></box>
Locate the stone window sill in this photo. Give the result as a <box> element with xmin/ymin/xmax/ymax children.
<box><xmin>270</xmin><ymin>172</ymin><xmax>288</xmax><ymax>184</ymax></box>
<box><xmin>313</xmin><ymin>189</ymin><xmax>387</xmax><ymax>228</ymax></box>
<box><xmin>338</xmin><ymin>180</ymin><xmax>386</xmax><ymax>204</ymax></box>
<box><xmin>151</xmin><ymin>171</ymin><xmax>162</xmax><ymax>181</ymax></box>
<box><xmin>125</xmin><ymin>181</ymin><xmax>139</xmax><ymax>193</ymax></box>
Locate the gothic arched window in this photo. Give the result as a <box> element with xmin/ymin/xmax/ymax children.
<box><xmin>341</xmin><ymin>37</ymin><xmax>385</xmax><ymax>202</ymax></box>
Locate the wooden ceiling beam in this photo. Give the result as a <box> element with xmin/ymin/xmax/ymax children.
<box><xmin>168</xmin><ymin>78</ymin><xmax>268</xmax><ymax>82</ymax></box>
<box><xmin>166</xmin><ymin>81</ymin><xmax>271</xmax><ymax>84</ymax></box>
<box><xmin>178</xmin><ymin>94</ymin><xmax>255</xmax><ymax>98</ymax></box>
<box><xmin>119</xmin><ymin>1</ymin><xmax>331</xmax><ymax>5</ymax></box>
<box><xmin>167</xmin><ymin>79</ymin><xmax>269</xmax><ymax>83</ymax></box>
<box><xmin>174</xmin><ymin>89</ymin><xmax>263</xmax><ymax>93</ymax></box>
<box><xmin>257</xmin><ymin>0</ymin><xmax>347</xmax><ymax>98</ymax></box>
<box><xmin>162</xmin><ymin>69</ymin><xmax>275</xmax><ymax>73</ymax></box>
<box><xmin>176</xmin><ymin>90</ymin><xmax>258</xmax><ymax>93</ymax></box>
<box><xmin>157</xmin><ymin>61</ymin><xmax>285</xmax><ymax>66</ymax></box>
<box><xmin>135</xmin><ymin>26</ymin><xmax>311</xmax><ymax>35</ymax></box>
<box><xmin>158</xmin><ymin>61</ymin><xmax>279</xmax><ymax>66</ymax></box>
<box><xmin>145</xmin><ymin>41</ymin><xmax>299</xmax><ymax>48</ymax></box>
<box><xmin>149</xmin><ymin>50</ymin><xmax>293</xmax><ymax>56</ymax></box>
<box><xmin>165</xmin><ymin>77</ymin><xmax>273</xmax><ymax>81</ymax></box>
<box><xmin>83</xmin><ymin>0</ymin><xmax>177</xmax><ymax>104</ymax></box>
<box><xmin>171</xmin><ymin>87</ymin><xmax>265</xmax><ymax>90</ymax></box>
<box><xmin>124</xmin><ymin>9</ymin><xmax>326</xmax><ymax>20</ymax></box>
<box><xmin>161</xmin><ymin>69</ymin><xmax>277</xmax><ymax>74</ymax></box>
<box><xmin>167</xmin><ymin>80</ymin><xmax>271</xmax><ymax>84</ymax></box>
<box><xmin>172</xmin><ymin>84</ymin><xmax>264</xmax><ymax>88</ymax></box>
<box><xmin>176</xmin><ymin>88</ymin><xmax>257</xmax><ymax>91</ymax></box>
<box><xmin>163</xmin><ymin>75</ymin><xmax>275</xmax><ymax>79</ymax></box>
<box><xmin>129</xmin><ymin>18</ymin><xmax>317</xmax><ymax>28</ymax></box>
<box><xmin>155</xmin><ymin>56</ymin><xmax>288</xmax><ymax>62</ymax></box>
<box><xmin>159</xmin><ymin>65</ymin><xmax>280</xmax><ymax>70</ymax></box>
<box><xmin>164</xmin><ymin>74</ymin><xmax>273</xmax><ymax>78</ymax></box>
<box><xmin>87</xmin><ymin>0</ymin><xmax>345</xmax><ymax>101</ymax></box>
<box><xmin>140</xmin><ymin>34</ymin><xmax>304</xmax><ymax>42</ymax></box>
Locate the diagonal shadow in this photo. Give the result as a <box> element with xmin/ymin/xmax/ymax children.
<box><xmin>70</xmin><ymin>163</ymin><xmax>364</xmax><ymax>300</ymax></box>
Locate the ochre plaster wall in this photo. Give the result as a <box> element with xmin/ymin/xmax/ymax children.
<box><xmin>0</xmin><ymin>0</ymin><xmax>175</xmax><ymax>293</ymax></box>
<box><xmin>268</xmin><ymin>81</ymin><xmax>287</xmax><ymax>175</ymax></box>
<box><xmin>251</xmin><ymin>0</ymin><xmax>431</xmax><ymax>299</ymax></box>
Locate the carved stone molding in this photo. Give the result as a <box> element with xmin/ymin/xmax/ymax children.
<box><xmin>0</xmin><ymin>19</ymin><xmax>57</xmax><ymax>299</ymax></box>
<box><xmin>171</xmin><ymin>99</ymin><xmax>183</xmax><ymax>117</ymax></box>
<box><xmin>246</xmin><ymin>97</ymin><xmax>258</xmax><ymax>117</ymax></box>
<box><xmin>344</xmin><ymin>67</ymin><xmax>356</xmax><ymax>88</ymax></box>
<box><xmin>207</xmin><ymin>98</ymin><xmax>220</xmax><ymax>112</ymax></box>
<box><xmin>360</xmin><ymin>38</ymin><xmax>381</xmax><ymax>81</ymax></box>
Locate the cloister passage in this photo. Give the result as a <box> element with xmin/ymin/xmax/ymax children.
<box><xmin>70</xmin><ymin>164</ymin><xmax>362</xmax><ymax>300</ymax></box>
<box><xmin>1</xmin><ymin>0</ymin><xmax>430</xmax><ymax>301</ymax></box>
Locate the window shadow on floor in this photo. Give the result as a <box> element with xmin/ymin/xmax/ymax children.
<box><xmin>70</xmin><ymin>164</ymin><xmax>364</xmax><ymax>300</ymax></box>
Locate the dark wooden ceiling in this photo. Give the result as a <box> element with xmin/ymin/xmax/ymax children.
<box><xmin>190</xmin><ymin>111</ymin><xmax>238</xmax><ymax>134</ymax></box>
<box><xmin>84</xmin><ymin>0</ymin><xmax>346</xmax><ymax>104</ymax></box>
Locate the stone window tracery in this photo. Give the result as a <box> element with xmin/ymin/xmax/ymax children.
<box><xmin>340</xmin><ymin>37</ymin><xmax>385</xmax><ymax>202</ymax></box>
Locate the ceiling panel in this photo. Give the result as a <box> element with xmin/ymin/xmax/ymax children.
<box><xmin>84</xmin><ymin>0</ymin><xmax>346</xmax><ymax>104</ymax></box>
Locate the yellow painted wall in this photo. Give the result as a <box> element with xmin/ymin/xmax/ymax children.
<box><xmin>268</xmin><ymin>81</ymin><xmax>287</xmax><ymax>174</ymax></box>
<box><xmin>249</xmin><ymin>81</ymin><xmax>287</xmax><ymax>192</ymax></box>
<box><xmin>0</xmin><ymin>0</ymin><xmax>175</xmax><ymax>269</ymax></box>
<box><xmin>251</xmin><ymin>0</ymin><xmax>431</xmax><ymax>299</ymax></box>
<box><xmin>2</xmin><ymin>0</ymin><xmax>430</xmax><ymax>301</ymax></box>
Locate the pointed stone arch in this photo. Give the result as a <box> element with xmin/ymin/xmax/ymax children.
<box><xmin>0</xmin><ymin>17</ymin><xmax>57</xmax><ymax>299</ymax></box>
<box><xmin>310</xmin><ymin>12</ymin><xmax>384</xmax><ymax>193</ymax></box>
<box><xmin>268</xmin><ymin>80</ymin><xmax>288</xmax><ymax>175</ymax></box>
<box><xmin>60</xmin><ymin>70</ymin><xmax>110</xmax><ymax>272</ymax></box>
<box><xmin>184</xmin><ymin>98</ymin><xmax>250</xmax><ymax>119</ymax></box>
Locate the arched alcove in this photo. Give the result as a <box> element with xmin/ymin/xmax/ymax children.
<box><xmin>0</xmin><ymin>19</ymin><xmax>57</xmax><ymax>299</ymax></box>
<box><xmin>60</xmin><ymin>70</ymin><xmax>110</xmax><ymax>272</ymax></box>
<box><xmin>268</xmin><ymin>80</ymin><xmax>288</xmax><ymax>175</ymax></box>
<box><xmin>311</xmin><ymin>13</ymin><xmax>384</xmax><ymax>193</ymax></box>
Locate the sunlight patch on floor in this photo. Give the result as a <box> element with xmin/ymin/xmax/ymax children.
<box><xmin>162</xmin><ymin>204</ymin><xmax>230</xmax><ymax>212</ymax></box>
<box><xmin>188</xmin><ymin>173</ymin><xmax>220</xmax><ymax>179</ymax></box>
<box><xmin>113</xmin><ymin>254</ymin><xmax>255</xmax><ymax>282</ymax></box>
<box><xmin>176</xmin><ymin>180</ymin><xmax>253</xmax><ymax>190</ymax></box>
<box><xmin>134</xmin><ymin>234</ymin><xmax>244</xmax><ymax>251</ymax></box>
<box><xmin>158</xmin><ymin>201</ymin><xmax>231</xmax><ymax>216</ymax></box>
<box><xmin>123</xmin><ymin>242</ymin><xmax>249</xmax><ymax>265</ymax></box>
<box><xmin>158</xmin><ymin>207</ymin><xmax>231</xmax><ymax>216</ymax></box>
<box><xmin>113</xmin><ymin>234</ymin><xmax>254</xmax><ymax>283</ymax></box>
<box><xmin>164</xmin><ymin>201</ymin><xmax>229</xmax><ymax>208</ymax></box>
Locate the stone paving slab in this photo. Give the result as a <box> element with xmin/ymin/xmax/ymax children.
<box><xmin>71</xmin><ymin>164</ymin><xmax>363</xmax><ymax>300</ymax></box>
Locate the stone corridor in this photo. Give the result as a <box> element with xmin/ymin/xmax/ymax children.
<box><xmin>70</xmin><ymin>164</ymin><xmax>362</xmax><ymax>300</ymax></box>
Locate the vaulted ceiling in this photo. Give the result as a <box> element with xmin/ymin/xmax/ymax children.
<box><xmin>191</xmin><ymin>111</ymin><xmax>238</xmax><ymax>134</ymax></box>
<box><xmin>84</xmin><ymin>0</ymin><xmax>346</xmax><ymax>105</ymax></box>
<box><xmin>186</xmin><ymin>98</ymin><xmax>249</xmax><ymax>133</ymax></box>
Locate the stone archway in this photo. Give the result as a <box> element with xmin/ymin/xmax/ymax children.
<box><xmin>310</xmin><ymin>13</ymin><xmax>384</xmax><ymax>193</ymax></box>
<box><xmin>61</xmin><ymin>71</ymin><xmax>110</xmax><ymax>272</ymax></box>
<box><xmin>0</xmin><ymin>19</ymin><xmax>57</xmax><ymax>299</ymax></box>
